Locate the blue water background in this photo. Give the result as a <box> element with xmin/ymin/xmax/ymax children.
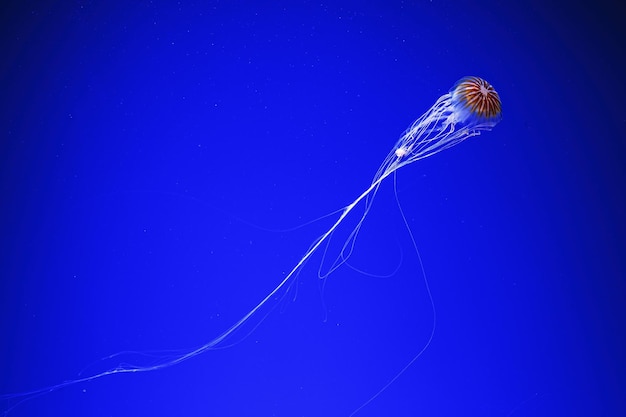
<box><xmin>1</xmin><ymin>1</ymin><xmax>624</xmax><ymax>416</ymax></box>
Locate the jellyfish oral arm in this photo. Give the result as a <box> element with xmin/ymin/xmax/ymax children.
<box><xmin>208</xmin><ymin>168</ymin><xmax>397</xmax><ymax>344</ymax></box>
<box><xmin>210</xmin><ymin>84</ymin><xmax>499</xmax><ymax>354</ymax></box>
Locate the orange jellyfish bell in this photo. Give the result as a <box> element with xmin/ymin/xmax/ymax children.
<box><xmin>451</xmin><ymin>76</ymin><xmax>502</xmax><ymax>125</ymax></box>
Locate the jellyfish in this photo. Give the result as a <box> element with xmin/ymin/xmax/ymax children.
<box><xmin>2</xmin><ymin>76</ymin><xmax>502</xmax><ymax>415</ymax></box>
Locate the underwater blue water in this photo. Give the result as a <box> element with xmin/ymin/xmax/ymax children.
<box><xmin>1</xmin><ymin>1</ymin><xmax>624</xmax><ymax>416</ymax></box>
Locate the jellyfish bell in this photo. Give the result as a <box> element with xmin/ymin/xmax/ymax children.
<box><xmin>2</xmin><ymin>77</ymin><xmax>502</xmax><ymax>416</ymax></box>
<box><xmin>450</xmin><ymin>76</ymin><xmax>503</xmax><ymax>126</ymax></box>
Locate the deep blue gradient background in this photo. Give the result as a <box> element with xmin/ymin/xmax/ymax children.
<box><xmin>1</xmin><ymin>1</ymin><xmax>624</xmax><ymax>416</ymax></box>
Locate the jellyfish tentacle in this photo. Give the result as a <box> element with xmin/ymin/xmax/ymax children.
<box><xmin>2</xmin><ymin>77</ymin><xmax>502</xmax><ymax>416</ymax></box>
